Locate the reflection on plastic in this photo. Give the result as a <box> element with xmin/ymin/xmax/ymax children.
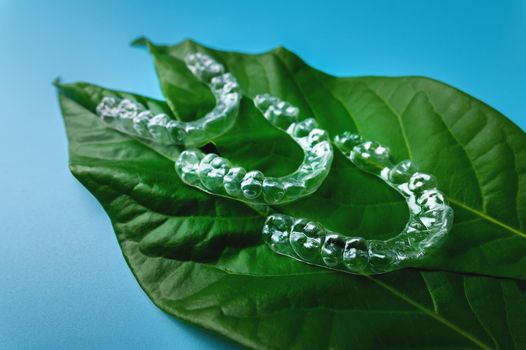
<box><xmin>262</xmin><ymin>132</ymin><xmax>453</xmax><ymax>275</ymax></box>
<box><xmin>175</xmin><ymin>93</ymin><xmax>334</xmax><ymax>205</ymax></box>
<box><xmin>96</xmin><ymin>53</ymin><xmax>240</xmax><ymax>147</ymax></box>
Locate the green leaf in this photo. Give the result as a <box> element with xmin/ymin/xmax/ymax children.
<box><xmin>56</xmin><ymin>39</ymin><xmax>526</xmax><ymax>349</ymax></box>
<box><xmin>137</xmin><ymin>38</ymin><xmax>526</xmax><ymax>279</ymax></box>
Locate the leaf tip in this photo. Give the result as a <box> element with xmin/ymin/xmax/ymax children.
<box><xmin>52</xmin><ymin>77</ymin><xmax>63</xmax><ymax>87</ymax></box>
<box><xmin>131</xmin><ymin>36</ymin><xmax>151</xmax><ymax>48</ymax></box>
<box><xmin>181</xmin><ymin>38</ymin><xmax>197</xmax><ymax>45</ymax></box>
<box><xmin>273</xmin><ymin>45</ymin><xmax>292</xmax><ymax>56</ymax></box>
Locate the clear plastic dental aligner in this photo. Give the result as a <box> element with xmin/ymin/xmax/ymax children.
<box><xmin>262</xmin><ymin>131</ymin><xmax>454</xmax><ymax>275</ymax></box>
<box><xmin>174</xmin><ymin>93</ymin><xmax>334</xmax><ymax>205</ymax></box>
<box><xmin>95</xmin><ymin>52</ymin><xmax>241</xmax><ymax>147</ymax></box>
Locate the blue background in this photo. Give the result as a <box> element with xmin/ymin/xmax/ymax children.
<box><xmin>1</xmin><ymin>1</ymin><xmax>525</xmax><ymax>349</ymax></box>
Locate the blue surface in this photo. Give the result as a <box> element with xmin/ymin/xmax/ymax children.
<box><xmin>1</xmin><ymin>1</ymin><xmax>524</xmax><ymax>349</ymax></box>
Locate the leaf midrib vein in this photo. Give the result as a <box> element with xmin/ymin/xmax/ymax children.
<box><xmin>170</xmin><ymin>256</ymin><xmax>493</xmax><ymax>350</ymax></box>
<box><xmin>363</xmin><ymin>83</ymin><xmax>524</xmax><ymax>240</ymax></box>
<box><xmin>368</xmin><ymin>276</ymin><xmax>492</xmax><ymax>350</ymax></box>
<box><xmin>447</xmin><ymin>197</ymin><xmax>526</xmax><ymax>238</ymax></box>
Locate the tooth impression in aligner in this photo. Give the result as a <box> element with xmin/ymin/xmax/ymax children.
<box><xmin>175</xmin><ymin>93</ymin><xmax>334</xmax><ymax>205</ymax></box>
<box><xmin>95</xmin><ymin>52</ymin><xmax>241</xmax><ymax>147</ymax></box>
<box><xmin>261</xmin><ymin>132</ymin><xmax>453</xmax><ymax>275</ymax></box>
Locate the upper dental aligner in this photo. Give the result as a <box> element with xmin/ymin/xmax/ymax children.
<box><xmin>262</xmin><ymin>132</ymin><xmax>454</xmax><ymax>275</ymax></box>
<box><xmin>95</xmin><ymin>52</ymin><xmax>241</xmax><ymax>147</ymax></box>
<box><xmin>174</xmin><ymin>93</ymin><xmax>334</xmax><ymax>205</ymax></box>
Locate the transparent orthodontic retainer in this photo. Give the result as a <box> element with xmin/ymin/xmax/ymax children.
<box><xmin>175</xmin><ymin>93</ymin><xmax>334</xmax><ymax>205</ymax></box>
<box><xmin>96</xmin><ymin>52</ymin><xmax>241</xmax><ymax>148</ymax></box>
<box><xmin>262</xmin><ymin>132</ymin><xmax>453</xmax><ymax>275</ymax></box>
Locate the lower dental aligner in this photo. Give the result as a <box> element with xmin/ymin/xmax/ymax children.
<box><xmin>262</xmin><ymin>132</ymin><xmax>453</xmax><ymax>274</ymax></box>
<box><xmin>95</xmin><ymin>53</ymin><xmax>241</xmax><ymax>147</ymax></box>
<box><xmin>174</xmin><ymin>94</ymin><xmax>334</xmax><ymax>205</ymax></box>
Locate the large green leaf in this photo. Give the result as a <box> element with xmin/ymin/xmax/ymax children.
<box><xmin>56</xmin><ymin>39</ymin><xmax>526</xmax><ymax>349</ymax></box>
